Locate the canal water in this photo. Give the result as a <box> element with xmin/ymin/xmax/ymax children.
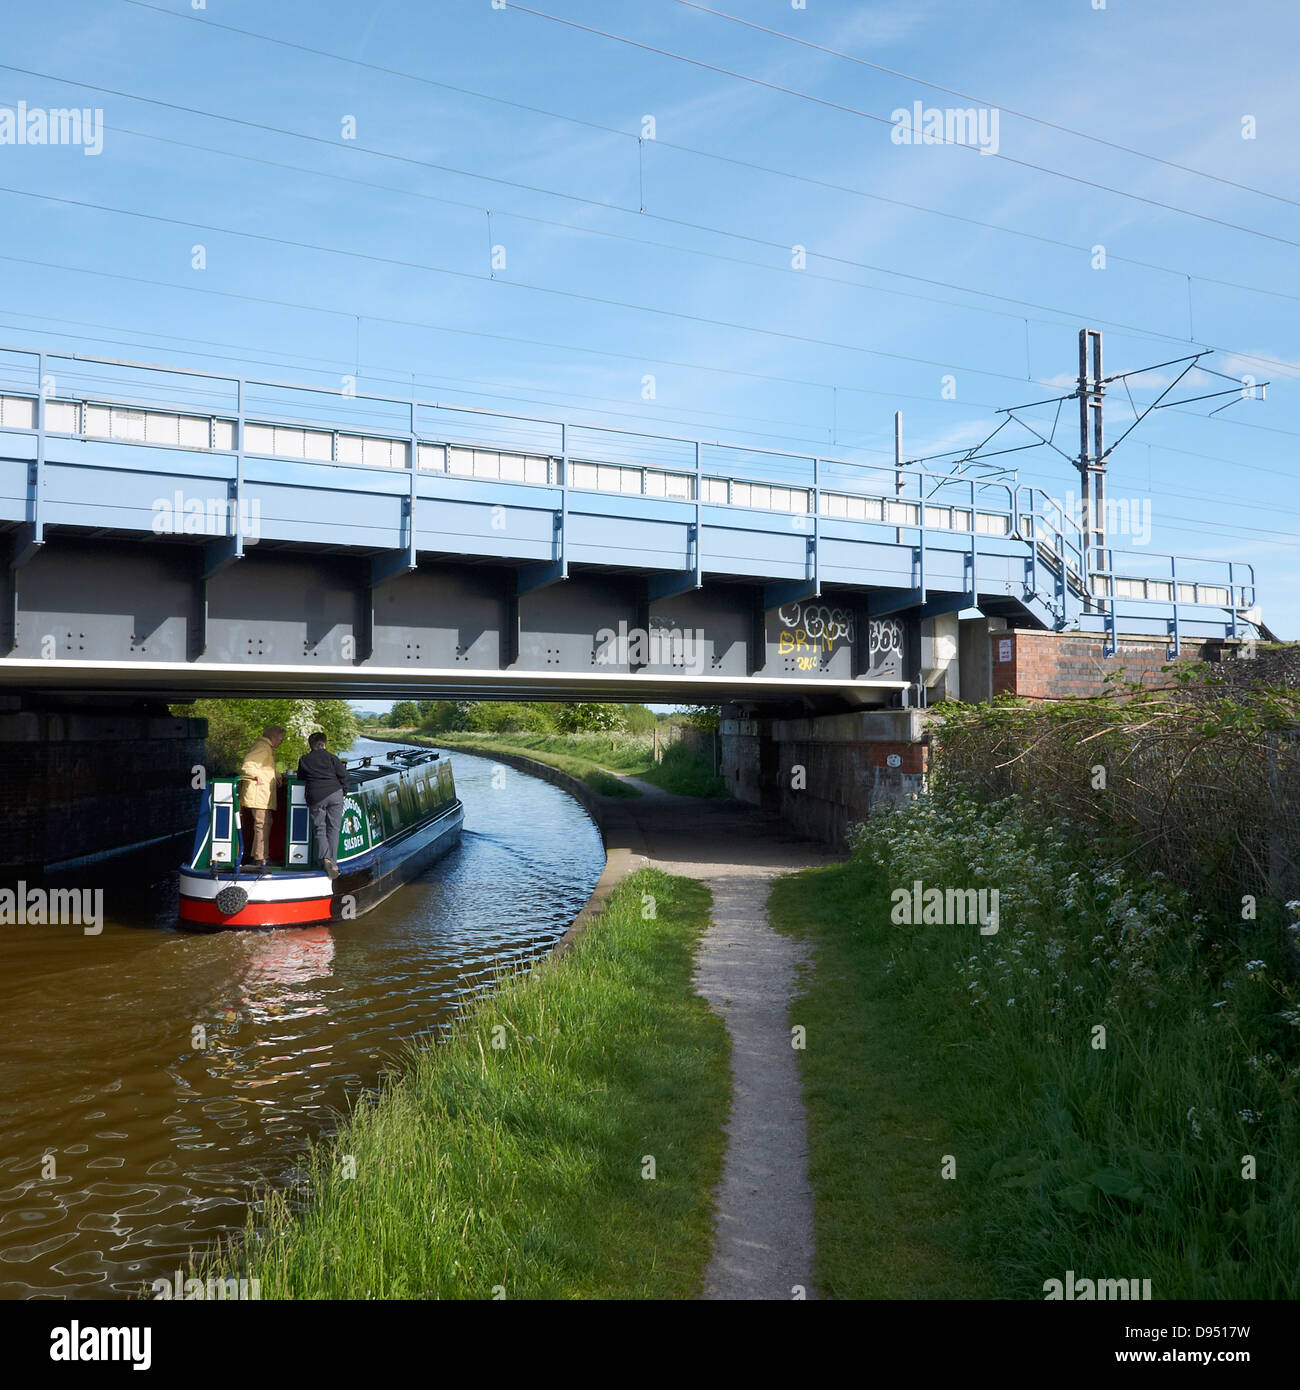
<box><xmin>0</xmin><ymin>741</ymin><xmax>604</xmax><ymax>1299</ymax></box>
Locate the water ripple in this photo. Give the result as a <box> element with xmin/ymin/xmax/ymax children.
<box><xmin>0</xmin><ymin>742</ymin><xmax>604</xmax><ymax>1299</ymax></box>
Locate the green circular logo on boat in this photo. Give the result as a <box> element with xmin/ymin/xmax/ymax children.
<box><xmin>341</xmin><ymin>800</ymin><xmax>367</xmax><ymax>854</ymax></box>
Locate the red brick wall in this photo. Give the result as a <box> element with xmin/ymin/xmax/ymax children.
<box><xmin>769</xmin><ymin>737</ymin><xmax>928</xmax><ymax>845</ymax></box>
<box><xmin>865</xmin><ymin>741</ymin><xmax>928</xmax><ymax>775</ymax></box>
<box><xmin>991</xmin><ymin>631</ymin><xmax>1211</xmax><ymax>700</ymax></box>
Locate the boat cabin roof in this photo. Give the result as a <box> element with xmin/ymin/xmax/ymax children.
<box><xmin>345</xmin><ymin>748</ymin><xmax>442</xmax><ymax>785</ymax></box>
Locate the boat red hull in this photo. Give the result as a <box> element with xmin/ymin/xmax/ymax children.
<box><xmin>178</xmin><ymin>799</ymin><xmax>464</xmax><ymax>931</ymax></box>
<box><xmin>177</xmin><ymin>894</ymin><xmax>334</xmax><ymax>928</ymax></box>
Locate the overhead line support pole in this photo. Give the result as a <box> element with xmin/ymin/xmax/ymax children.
<box><xmin>1077</xmin><ymin>327</ymin><xmax>1105</xmax><ymax>588</ymax></box>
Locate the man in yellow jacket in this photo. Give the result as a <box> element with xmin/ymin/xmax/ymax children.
<box><xmin>239</xmin><ymin>725</ymin><xmax>285</xmax><ymax>866</ymax></box>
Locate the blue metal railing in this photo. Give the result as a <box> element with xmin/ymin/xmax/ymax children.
<box><xmin>0</xmin><ymin>342</ymin><xmax>1259</xmax><ymax>631</ymax></box>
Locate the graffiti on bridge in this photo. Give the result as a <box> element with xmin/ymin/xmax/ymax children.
<box><xmin>774</xmin><ymin>602</ymin><xmax>904</xmax><ymax>676</ymax></box>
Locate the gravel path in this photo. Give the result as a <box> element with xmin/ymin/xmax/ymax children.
<box><xmin>614</xmin><ymin>787</ymin><xmax>836</xmax><ymax>1301</ymax></box>
<box><xmin>694</xmin><ymin>873</ymin><xmax>817</xmax><ymax>1299</ymax></box>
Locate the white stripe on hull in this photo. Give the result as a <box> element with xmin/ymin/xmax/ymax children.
<box><xmin>179</xmin><ymin>871</ymin><xmax>332</xmax><ymax>902</ymax></box>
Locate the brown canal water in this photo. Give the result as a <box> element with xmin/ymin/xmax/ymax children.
<box><xmin>0</xmin><ymin>740</ymin><xmax>604</xmax><ymax>1299</ymax></box>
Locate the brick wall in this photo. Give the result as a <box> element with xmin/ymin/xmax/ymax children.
<box><xmin>0</xmin><ymin>710</ymin><xmax>208</xmax><ymax>874</ymax></box>
<box><xmin>990</xmin><ymin>630</ymin><xmax>1212</xmax><ymax>700</ymax></box>
<box><xmin>767</xmin><ymin>736</ymin><xmax>927</xmax><ymax>846</ymax></box>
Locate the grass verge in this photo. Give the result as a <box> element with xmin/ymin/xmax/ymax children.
<box><xmin>771</xmin><ymin>790</ymin><xmax>1300</xmax><ymax>1299</ymax></box>
<box><xmin>637</xmin><ymin>741</ymin><xmax>727</xmax><ymax>798</ymax></box>
<box><xmin>396</xmin><ymin>731</ymin><xmax>726</xmax><ymax>799</ymax></box>
<box><xmin>769</xmin><ymin>864</ymin><xmax>991</xmax><ymax>1298</ymax></box>
<box><xmin>203</xmin><ymin>869</ymin><xmax>729</xmax><ymax>1299</ymax></box>
<box><xmin>396</xmin><ymin>731</ymin><xmax>645</xmax><ymax>797</ymax></box>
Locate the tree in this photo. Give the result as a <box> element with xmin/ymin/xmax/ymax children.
<box><xmin>555</xmin><ymin>702</ymin><xmax>624</xmax><ymax>733</ymax></box>
<box><xmin>389</xmin><ymin>701</ymin><xmax>420</xmax><ymax>728</ymax></box>
<box><xmin>176</xmin><ymin>698</ymin><xmax>359</xmax><ymax>774</ymax></box>
<box><xmin>418</xmin><ymin>700</ymin><xmax>471</xmax><ymax>732</ymax></box>
<box><xmin>679</xmin><ymin>704</ymin><xmax>721</xmax><ymax>733</ymax></box>
<box><xmin>621</xmin><ymin>703</ymin><xmax>658</xmax><ymax>735</ymax></box>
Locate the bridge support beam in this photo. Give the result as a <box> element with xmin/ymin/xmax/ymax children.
<box><xmin>748</xmin><ymin>588</ymin><xmax>767</xmax><ymax>675</ymax></box>
<box><xmin>6</xmin><ymin>525</ymin><xmax>41</xmax><ymax>653</ymax></box>
<box><xmin>190</xmin><ymin>516</ymin><xmax>249</xmax><ymax>659</ymax></box>
<box><xmin>762</xmin><ymin>533</ymin><xmax>819</xmax><ymax>613</ymax></box>
<box><xmin>516</xmin><ymin>557</ymin><xmax>567</xmax><ymax>595</ymax></box>
<box><xmin>866</xmin><ymin>587</ymin><xmax>924</xmax><ymax>619</ymax></box>
<box><xmin>918</xmin><ymin>592</ymin><xmax>976</xmax><ymax>622</ymax></box>
<box><xmin>502</xmin><ymin>558</ymin><xmax>569</xmax><ymax>669</ymax></box>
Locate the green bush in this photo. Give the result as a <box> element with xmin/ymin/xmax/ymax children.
<box><xmin>641</xmin><ymin>741</ymin><xmax>726</xmax><ymax>798</ymax></box>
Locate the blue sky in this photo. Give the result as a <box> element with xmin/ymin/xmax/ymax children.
<box><xmin>2</xmin><ymin>0</ymin><xmax>1296</xmax><ymax>677</ymax></box>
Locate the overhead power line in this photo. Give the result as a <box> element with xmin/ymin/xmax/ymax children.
<box><xmin>0</xmin><ymin>248</ymin><xmax>1018</xmax><ymax>410</ymax></box>
<box><xmin>12</xmin><ymin>172</ymin><xmax>1298</xmax><ymax>436</ymax></box>
<box><xmin>506</xmin><ymin>3</ymin><xmax>1300</xmax><ymax>249</ymax></box>
<box><xmin>55</xmin><ymin>105</ymin><xmax>1291</xmax><ymax>363</ymax></box>
<box><xmin>674</xmin><ymin>0</ymin><xmax>1300</xmax><ymax>210</ymax></box>
<box><xmin>0</xmin><ymin>65</ymin><xmax>1294</xmax><ymax>384</ymax></box>
<box><xmin>0</xmin><ymin>182</ymin><xmax>1089</xmax><ymax>388</ymax></box>
<box><xmin>114</xmin><ymin>0</ymin><xmax>1300</xmax><ymax>309</ymax></box>
<box><xmin>7</xmin><ymin>248</ymin><xmax>1296</xmax><ymax>463</ymax></box>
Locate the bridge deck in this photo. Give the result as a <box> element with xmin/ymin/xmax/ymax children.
<box><xmin>0</xmin><ymin>345</ymin><xmax>1259</xmax><ymax>702</ymax></box>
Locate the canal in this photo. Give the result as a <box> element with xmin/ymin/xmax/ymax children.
<box><xmin>0</xmin><ymin>740</ymin><xmax>605</xmax><ymax>1298</ymax></box>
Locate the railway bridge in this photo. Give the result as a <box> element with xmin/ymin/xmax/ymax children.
<box><xmin>0</xmin><ymin>344</ymin><xmax>1262</xmax><ymax>869</ymax></box>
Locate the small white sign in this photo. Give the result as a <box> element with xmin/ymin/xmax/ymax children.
<box><xmin>998</xmin><ymin>638</ymin><xmax>1013</xmax><ymax>663</ymax></box>
<box><xmin>886</xmin><ymin>753</ymin><xmax>901</xmax><ymax>768</ymax></box>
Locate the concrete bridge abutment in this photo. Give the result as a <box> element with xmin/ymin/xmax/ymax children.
<box><xmin>720</xmin><ymin>619</ymin><xmax>1228</xmax><ymax>848</ymax></box>
<box><xmin>721</xmin><ymin>705</ymin><xmax>928</xmax><ymax>849</ymax></box>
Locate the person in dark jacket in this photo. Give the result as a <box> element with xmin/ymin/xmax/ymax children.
<box><xmin>296</xmin><ymin>731</ymin><xmax>348</xmax><ymax>878</ymax></box>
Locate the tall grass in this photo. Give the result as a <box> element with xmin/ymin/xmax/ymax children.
<box><xmin>772</xmin><ymin>785</ymin><xmax>1300</xmax><ymax>1299</ymax></box>
<box><xmin>200</xmin><ymin>870</ymin><xmax>729</xmax><ymax>1299</ymax></box>
<box><xmin>639</xmin><ymin>741</ymin><xmax>727</xmax><ymax>799</ymax></box>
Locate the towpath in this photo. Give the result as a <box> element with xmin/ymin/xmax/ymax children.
<box><xmin>396</xmin><ymin>737</ymin><xmax>839</xmax><ymax>1298</ymax></box>
<box><xmin>604</xmin><ymin>777</ymin><xmax>837</xmax><ymax>1300</ymax></box>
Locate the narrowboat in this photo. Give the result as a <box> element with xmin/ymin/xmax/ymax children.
<box><xmin>178</xmin><ymin>747</ymin><xmax>463</xmax><ymax>930</ymax></box>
